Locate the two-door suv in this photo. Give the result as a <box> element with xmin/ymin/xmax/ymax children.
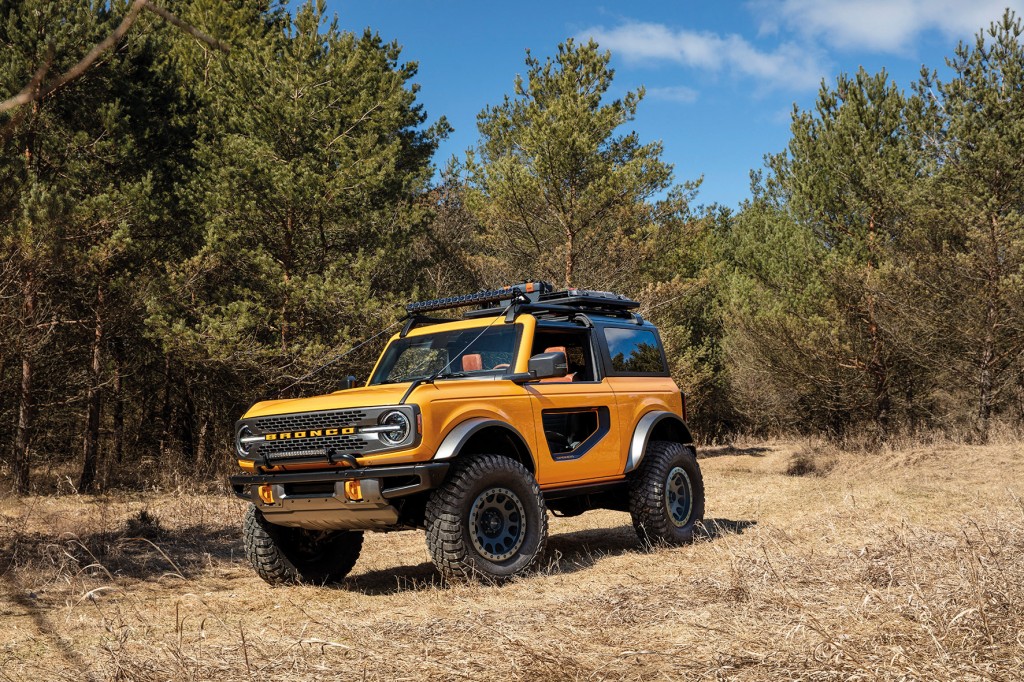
<box><xmin>231</xmin><ymin>282</ymin><xmax>704</xmax><ymax>583</ymax></box>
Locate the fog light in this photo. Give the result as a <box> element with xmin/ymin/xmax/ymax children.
<box><xmin>258</xmin><ymin>484</ymin><xmax>274</xmax><ymax>504</ymax></box>
<box><xmin>344</xmin><ymin>480</ymin><xmax>363</xmax><ymax>501</ymax></box>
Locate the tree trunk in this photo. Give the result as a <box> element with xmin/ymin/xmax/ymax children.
<box><xmin>112</xmin><ymin>345</ymin><xmax>124</xmax><ymax>465</ymax></box>
<box><xmin>282</xmin><ymin>212</ymin><xmax>293</xmax><ymax>352</ymax></box>
<box><xmin>79</xmin><ymin>284</ymin><xmax>104</xmax><ymax>492</ymax></box>
<box><xmin>976</xmin><ymin>300</ymin><xmax>996</xmax><ymax>443</ymax></box>
<box><xmin>564</xmin><ymin>227</ymin><xmax>574</xmax><ymax>287</ymax></box>
<box><xmin>864</xmin><ymin>215</ymin><xmax>889</xmax><ymax>439</ymax></box>
<box><xmin>13</xmin><ymin>274</ymin><xmax>34</xmax><ymax>494</ymax></box>
<box><xmin>160</xmin><ymin>355</ymin><xmax>172</xmax><ymax>457</ymax></box>
<box><xmin>196</xmin><ymin>412</ymin><xmax>209</xmax><ymax>468</ymax></box>
<box><xmin>180</xmin><ymin>390</ymin><xmax>197</xmax><ymax>461</ymax></box>
<box><xmin>975</xmin><ymin>214</ymin><xmax>1003</xmax><ymax>443</ymax></box>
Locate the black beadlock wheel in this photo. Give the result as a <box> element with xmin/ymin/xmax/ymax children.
<box><xmin>425</xmin><ymin>454</ymin><xmax>548</xmax><ymax>583</ymax></box>
<box><xmin>242</xmin><ymin>504</ymin><xmax>363</xmax><ymax>585</ymax></box>
<box><xmin>628</xmin><ymin>440</ymin><xmax>705</xmax><ymax>546</ymax></box>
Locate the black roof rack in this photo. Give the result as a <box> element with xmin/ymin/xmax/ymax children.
<box><xmin>404</xmin><ymin>281</ymin><xmax>643</xmax><ymax>326</ymax></box>
<box><xmin>540</xmin><ymin>288</ymin><xmax>639</xmax><ymax>311</ymax></box>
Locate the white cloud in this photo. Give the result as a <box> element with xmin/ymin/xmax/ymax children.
<box><xmin>755</xmin><ymin>0</ymin><xmax>1024</xmax><ymax>53</ymax></box>
<box><xmin>647</xmin><ymin>85</ymin><xmax>699</xmax><ymax>103</ymax></box>
<box><xmin>582</xmin><ymin>21</ymin><xmax>826</xmax><ymax>91</ymax></box>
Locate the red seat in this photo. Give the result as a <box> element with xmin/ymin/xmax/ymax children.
<box><xmin>461</xmin><ymin>354</ymin><xmax>483</xmax><ymax>371</ymax></box>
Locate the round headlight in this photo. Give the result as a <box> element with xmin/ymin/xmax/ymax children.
<box><xmin>378</xmin><ymin>410</ymin><xmax>411</xmax><ymax>446</ymax></box>
<box><xmin>236</xmin><ymin>425</ymin><xmax>256</xmax><ymax>458</ymax></box>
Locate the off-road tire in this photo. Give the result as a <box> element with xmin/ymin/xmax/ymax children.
<box><xmin>629</xmin><ymin>440</ymin><xmax>705</xmax><ymax>546</ymax></box>
<box><xmin>243</xmin><ymin>504</ymin><xmax>363</xmax><ymax>585</ymax></box>
<box><xmin>425</xmin><ymin>454</ymin><xmax>547</xmax><ymax>583</ymax></box>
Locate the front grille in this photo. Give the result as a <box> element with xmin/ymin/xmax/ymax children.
<box><xmin>243</xmin><ymin>406</ymin><xmax>416</xmax><ymax>464</ymax></box>
<box><xmin>255</xmin><ymin>409</ymin><xmax>367</xmax><ymax>432</ymax></box>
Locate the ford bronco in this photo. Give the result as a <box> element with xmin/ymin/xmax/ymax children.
<box><xmin>230</xmin><ymin>282</ymin><xmax>704</xmax><ymax>583</ymax></box>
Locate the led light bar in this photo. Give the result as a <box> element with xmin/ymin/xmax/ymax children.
<box><xmin>405</xmin><ymin>281</ymin><xmax>552</xmax><ymax>315</ymax></box>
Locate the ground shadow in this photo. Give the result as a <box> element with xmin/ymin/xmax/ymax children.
<box><xmin>341</xmin><ymin>517</ymin><xmax>757</xmax><ymax>596</ymax></box>
<box><xmin>699</xmin><ymin>445</ymin><xmax>771</xmax><ymax>458</ymax></box>
<box><xmin>1</xmin><ymin>520</ymin><xmax>242</xmax><ymax>582</ymax></box>
<box><xmin>0</xmin><ymin>571</ymin><xmax>101</xmax><ymax>680</ymax></box>
<box><xmin>3</xmin><ymin>514</ymin><xmax>756</xmax><ymax>596</ymax></box>
<box><xmin>699</xmin><ymin>517</ymin><xmax>758</xmax><ymax>539</ymax></box>
<box><xmin>342</xmin><ymin>561</ymin><xmax>442</xmax><ymax>595</ymax></box>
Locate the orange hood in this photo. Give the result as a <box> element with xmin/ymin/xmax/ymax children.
<box><xmin>242</xmin><ymin>384</ymin><xmax>413</xmax><ymax>419</ymax></box>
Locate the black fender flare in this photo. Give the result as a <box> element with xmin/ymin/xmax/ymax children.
<box><xmin>625</xmin><ymin>411</ymin><xmax>694</xmax><ymax>473</ymax></box>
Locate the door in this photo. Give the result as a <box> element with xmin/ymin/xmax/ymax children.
<box><xmin>524</xmin><ymin>325</ymin><xmax>622</xmax><ymax>486</ymax></box>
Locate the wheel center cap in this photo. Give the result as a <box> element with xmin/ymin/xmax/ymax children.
<box><xmin>481</xmin><ymin>509</ymin><xmax>503</xmax><ymax>537</ymax></box>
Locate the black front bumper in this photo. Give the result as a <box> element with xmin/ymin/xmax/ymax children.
<box><xmin>229</xmin><ymin>462</ymin><xmax>450</xmax><ymax>531</ymax></box>
<box><xmin>230</xmin><ymin>461</ymin><xmax>450</xmax><ymax>500</ymax></box>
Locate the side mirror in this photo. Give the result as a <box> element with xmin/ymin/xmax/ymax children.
<box><xmin>508</xmin><ymin>351</ymin><xmax>568</xmax><ymax>383</ymax></box>
<box><xmin>340</xmin><ymin>375</ymin><xmax>359</xmax><ymax>390</ymax></box>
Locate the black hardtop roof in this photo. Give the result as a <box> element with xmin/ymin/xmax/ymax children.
<box><xmin>534</xmin><ymin>313</ymin><xmax>657</xmax><ymax>329</ymax></box>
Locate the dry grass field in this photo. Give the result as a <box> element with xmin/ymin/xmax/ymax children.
<box><xmin>1</xmin><ymin>440</ymin><xmax>1022</xmax><ymax>681</ymax></box>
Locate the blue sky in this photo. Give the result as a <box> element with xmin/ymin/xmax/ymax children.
<box><xmin>325</xmin><ymin>0</ymin><xmax>1023</xmax><ymax>209</ymax></box>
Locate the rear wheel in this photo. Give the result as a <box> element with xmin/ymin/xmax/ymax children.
<box><xmin>425</xmin><ymin>454</ymin><xmax>547</xmax><ymax>583</ymax></box>
<box><xmin>629</xmin><ymin>441</ymin><xmax>705</xmax><ymax>546</ymax></box>
<box><xmin>242</xmin><ymin>504</ymin><xmax>363</xmax><ymax>585</ymax></box>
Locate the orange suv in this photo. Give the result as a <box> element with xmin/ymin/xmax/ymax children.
<box><xmin>231</xmin><ymin>283</ymin><xmax>704</xmax><ymax>583</ymax></box>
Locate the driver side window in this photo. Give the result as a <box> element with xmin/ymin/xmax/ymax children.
<box><xmin>529</xmin><ymin>328</ymin><xmax>595</xmax><ymax>382</ymax></box>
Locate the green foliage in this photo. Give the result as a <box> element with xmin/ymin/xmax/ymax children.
<box><xmin>902</xmin><ymin>11</ymin><xmax>1024</xmax><ymax>437</ymax></box>
<box><xmin>149</xmin><ymin>1</ymin><xmax>443</xmax><ymax>371</ymax></box>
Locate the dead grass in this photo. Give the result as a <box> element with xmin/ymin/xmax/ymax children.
<box><xmin>2</xmin><ymin>440</ymin><xmax>1022</xmax><ymax>681</ymax></box>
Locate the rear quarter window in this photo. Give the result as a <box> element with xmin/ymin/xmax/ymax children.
<box><xmin>602</xmin><ymin>327</ymin><xmax>667</xmax><ymax>375</ymax></box>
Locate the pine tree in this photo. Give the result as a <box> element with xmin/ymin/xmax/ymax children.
<box><xmin>463</xmin><ymin>39</ymin><xmax>677</xmax><ymax>289</ymax></box>
<box><xmin>763</xmin><ymin>68</ymin><xmax>922</xmax><ymax>439</ymax></box>
<box><xmin>909</xmin><ymin>11</ymin><xmax>1024</xmax><ymax>439</ymax></box>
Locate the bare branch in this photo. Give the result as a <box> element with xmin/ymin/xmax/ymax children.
<box><xmin>0</xmin><ymin>0</ymin><xmax>230</xmax><ymax>116</ymax></box>
<box><xmin>0</xmin><ymin>47</ymin><xmax>54</xmax><ymax>113</ymax></box>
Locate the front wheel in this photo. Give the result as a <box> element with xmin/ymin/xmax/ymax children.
<box><xmin>629</xmin><ymin>441</ymin><xmax>705</xmax><ymax>546</ymax></box>
<box><xmin>425</xmin><ymin>454</ymin><xmax>548</xmax><ymax>583</ymax></box>
<box><xmin>242</xmin><ymin>505</ymin><xmax>363</xmax><ymax>585</ymax></box>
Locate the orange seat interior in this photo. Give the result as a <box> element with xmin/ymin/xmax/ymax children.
<box><xmin>461</xmin><ymin>354</ymin><xmax>483</xmax><ymax>371</ymax></box>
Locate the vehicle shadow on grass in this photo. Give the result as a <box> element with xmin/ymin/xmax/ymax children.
<box><xmin>3</xmin><ymin>514</ymin><xmax>754</xmax><ymax>596</ymax></box>
<box><xmin>340</xmin><ymin>517</ymin><xmax>756</xmax><ymax>596</ymax></box>
<box><xmin>542</xmin><ymin>517</ymin><xmax>757</xmax><ymax>575</ymax></box>
<box><xmin>699</xmin><ymin>445</ymin><xmax>771</xmax><ymax>458</ymax></box>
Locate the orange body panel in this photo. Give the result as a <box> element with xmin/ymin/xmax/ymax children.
<box><xmin>523</xmin><ymin>381</ymin><xmax>622</xmax><ymax>485</ymax></box>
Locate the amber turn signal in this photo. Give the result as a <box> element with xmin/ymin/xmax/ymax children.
<box><xmin>344</xmin><ymin>480</ymin><xmax>363</xmax><ymax>501</ymax></box>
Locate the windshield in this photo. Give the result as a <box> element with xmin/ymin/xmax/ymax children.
<box><xmin>369</xmin><ymin>324</ymin><xmax>519</xmax><ymax>385</ymax></box>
